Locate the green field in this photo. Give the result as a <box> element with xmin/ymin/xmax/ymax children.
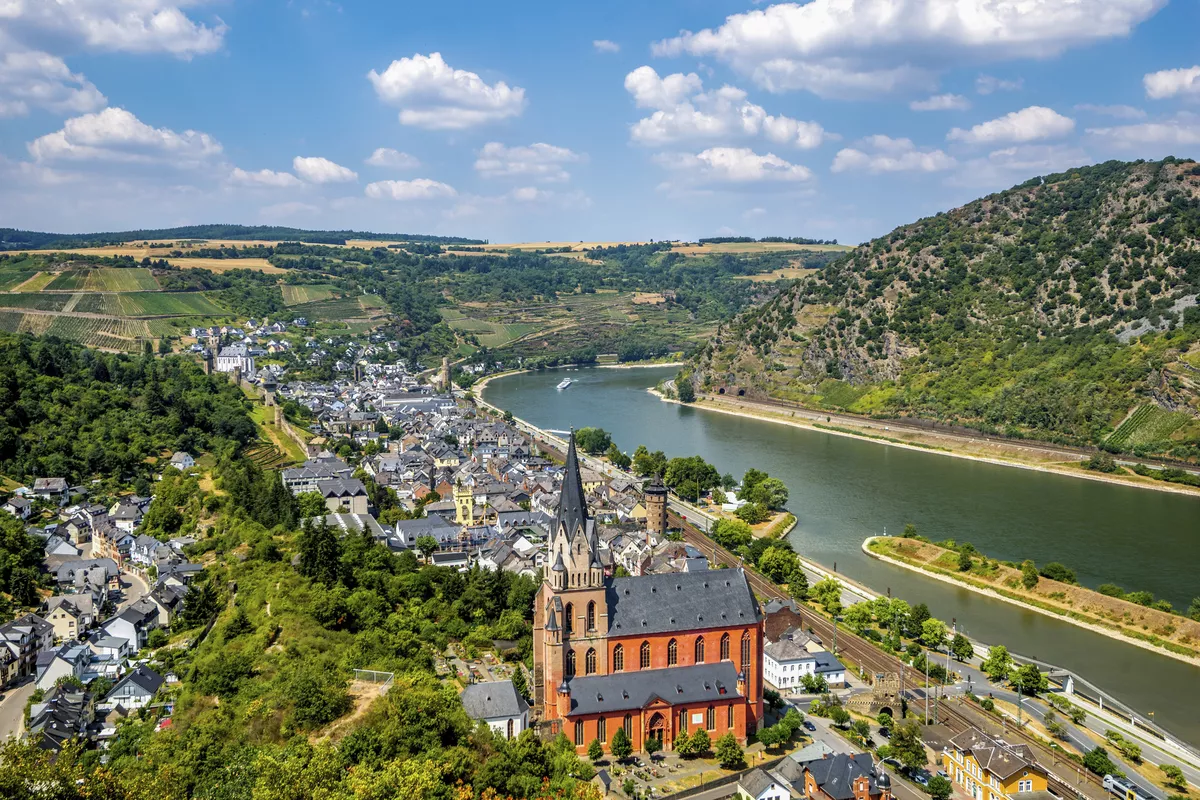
<box><xmin>442</xmin><ymin>311</ymin><xmax>538</xmax><ymax>348</ymax></box>
<box><xmin>12</xmin><ymin>272</ymin><xmax>56</xmax><ymax>292</ymax></box>
<box><xmin>0</xmin><ymin>293</ymin><xmax>71</xmax><ymax>311</ymax></box>
<box><xmin>282</xmin><ymin>284</ymin><xmax>336</xmax><ymax>305</ymax></box>
<box><xmin>291</xmin><ymin>296</ymin><xmax>370</xmax><ymax>319</ymax></box>
<box><xmin>44</xmin><ymin>270</ymin><xmax>90</xmax><ymax>291</ymax></box>
<box><xmin>0</xmin><ymin>271</ymin><xmax>37</xmax><ymax>292</ymax></box>
<box><xmin>70</xmin><ymin>291</ymin><xmax>227</xmax><ymax>316</ymax></box>
<box><xmin>97</xmin><ymin>268</ymin><xmax>159</xmax><ymax>291</ymax></box>
<box><xmin>1106</xmin><ymin>404</ymin><xmax>1193</xmax><ymax>449</ymax></box>
<box><xmin>358</xmin><ymin>293</ymin><xmax>386</xmax><ymax>310</ymax></box>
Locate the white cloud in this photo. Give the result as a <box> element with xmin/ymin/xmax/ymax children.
<box><xmin>1074</xmin><ymin>104</ymin><xmax>1146</xmax><ymax>120</ymax></box>
<box><xmin>593</xmin><ymin>39</ymin><xmax>620</xmax><ymax>53</ymax></box>
<box><xmin>1143</xmin><ymin>66</ymin><xmax>1200</xmax><ymax>100</ymax></box>
<box><xmin>0</xmin><ymin>48</ymin><xmax>106</xmax><ymax>117</ymax></box>
<box><xmin>910</xmin><ymin>93</ymin><xmax>969</xmax><ymax>112</ymax></box>
<box><xmin>656</xmin><ymin>147</ymin><xmax>813</xmax><ymax>184</ymax></box>
<box><xmin>365</xmin><ymin>148</ymin><xmax>420</xmax><ymax>169</ymax></box>
<box><xmin>367</xmin><ymin>52</ymin><xmax>525</xmax><ymax>129</ymax></box>
<box><xmin>0</xmin><ymin>0</ymin><xmax>227</xmax><ymax>57</ymax></box>
<box><xmin>474</xmin><ymin>142</ymin><xmax>583</xmax><ymax>182</ymax></box>
<box><xmin>27</xmin><ymin>107</ymin><xmax>221</xmax><ymax>165</ymax></box>
<box><xmin>625</xmin><ymin>66</ymin><xmax>828</xmax><ymax>148</ymax></box>
<box><xmin>831</xmin><ymin>135</ymin><xmax>956</xmax><ymax>173</ymax></box>
<box><xmin>743</xmin><ymin>207</ymin><xmax>767</xmax><ymax>218</ymax></box>
<box><xmin>292</xmin><ymin>156</ymin><xmax>357</xmax><ymax>184</ymax></box>
<box><xmin>652</xmin><ymin>0</ymin><xmax>1162</xmax><ymax>98</ymax></box>
<box><xmin>365</xmin><ymin>178</ymin><xmax>457</xmax><ymax>201</ymax></box>
<box><xmin>948</xmin><ymin>106</ymin><xmax>1075</xmax><ymax>144</ymax></box>
<box><xmin>1087</xmin><ymin>114</ymin><xmax>1200</xmax><ymax>148</ymax></box>
<box><xmin>975</xmin><ymin>74</ymin><xmax>1023</xmax><ymax>95</ymax></box>
<box><xmin>229</xmin><ymin>167</ymin><xmax>302</xmax><ymax>188</ymax></box>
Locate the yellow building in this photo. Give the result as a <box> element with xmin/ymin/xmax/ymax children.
<box><xmin>943</xmin><ymin>727</ymin><xmax>1048</xmax><ymax>800</ymax></box>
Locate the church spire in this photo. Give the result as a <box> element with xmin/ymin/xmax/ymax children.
<box><xmin>557</xmin><ymin>430</ymin><xmax>589</xmax><ymax>536</ymax></box>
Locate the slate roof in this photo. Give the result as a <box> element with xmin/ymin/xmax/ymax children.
<box><xmin>106</xmin><ymin>664</ymin><xmax>164</xmax><ymax>700</ymax></box>
<box><xmin>805</xmin><ymin>753</ymin><xmax>882</xmax><ymax>800</ymax></box>
<box><xmin>459</xmin><ymin>679</ymin><xmax>530</xmax><ymax>720</ymax></box>
<box><xmin>607</xmin><ymin>569</ymin><xmax>760</xmax><ymax>636</ymax></box>
<box><xmin>565</xmin><ymin>661</ymin><xmax>740</xmax><ymax>716</ymax></box>
<box><xmin>739</xmin><ymin>768</ymin><xmax>781</xmax><ymax>799</ymax></box>
<box><xmin>765</xmin><ymin>637</ymin><xmax>812</xmax><ymax>663</ymax></box>
<box><xmin>949</xmin><ymin>727</ymin><xmax>1037</xmax><ymax>781</ymax></box>
<box><xmin>318</xmin><ymin>478</ymin><xmax>367</xmax><ymax>498</ymax></box>
<box><xmin>557</xmin><ymin>433</ymin><xmax>589</xmax><ymax>538</ymax></box>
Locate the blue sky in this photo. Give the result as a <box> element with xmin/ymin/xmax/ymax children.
<box><xmin>2</xmin><ymin>0</ymin><xmax>1199</xmax><ymax>244</ymax></box>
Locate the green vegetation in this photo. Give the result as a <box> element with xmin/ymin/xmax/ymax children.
<box><xmin>697</xmin><ymin>159</ymin><xmax>1200</xmax><ymax>461</ymax></box>
<box><xmin>0</xmin><ymin>224</ymin><xmax>483</xmax><ymax>249</ymax></box>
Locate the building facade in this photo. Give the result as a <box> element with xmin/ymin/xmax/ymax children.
<box><xmin>943</xmin><ymin>727</ymin><xmax>1048</xmax><ymax>800</ymax></box>
<box><xmin>532</xmin><ymin>434</ymin><xmax>764</xmax><ymax>755</ymax></box>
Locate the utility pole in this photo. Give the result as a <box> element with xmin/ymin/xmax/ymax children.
<box><xmin>925</xmin><ymin>652</ymin><xmax>930</xmax><ymax>723</ymax></box>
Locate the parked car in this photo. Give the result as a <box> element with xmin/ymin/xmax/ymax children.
<box><xmin>879</xmin><ymin>727</ymin><xmax>891</xmax><ymax>738</ymax></box>
<box><xmin>803</xmin><ymin>721</ymin><xmax>816</xmax><ymax>732</ymax></box>
<box><xmin>914</xmin><ymin>772</ymin><xmax>930</xmax><ymax>787</ymax></box>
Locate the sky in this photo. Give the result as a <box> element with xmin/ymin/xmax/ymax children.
<box><xmin>2</xmin><ymin>1</ymin><xmax>1200</xmax><ymax>245</ymax></box>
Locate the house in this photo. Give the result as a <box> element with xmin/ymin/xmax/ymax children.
<box><xmin>35</xmin><ymin>643</ymin><xmax>92</xmax><ymax>691</ymax></box>
<box><xmin>739</xmin><ymin>768</ymin><xmax>793</xmax><ymax>800</ymax></box>
<box><xmin>142</xmin><ymin>584</ymin><xmax>188</xmax><ymax>626</ymax></box>
<box><xmin>130</xmin><ymin>534</ymin><xmax>162</xmax><ymax>566</ymax></box>
<box><xmin>460</xmin><ymin>679</ymin><xmax>530</xmax><ymax>739</ymax></box>
<box><xmin>317</xmin><ymin>478</ymin><xmax>369</xmax><ymax>514</ymax></box>
<box><xmin>2</xmin><ymin>495</ymin><xmax>32</xmax><ymax>520</ymax></box>
<box><xmin>394</xmin><ymin>515</ymin><xmax>463</xmax><ymax>551</ymax></box>
<box><xmin>802</xmin><ymin>753</ymin><xmax>892</xmax><ymax>800</ymax></box>
<box><xmin>43</xmin><ymin>535</ymin><xmax>81</xmax><ymax>558</ymax></box>
<box><xmin>109</xmin><ymin>503</ymin><xmax>143</xmax><ymax>533</ymax></box>
<box><xmin>104</xmin><ymin>664</ymin><xmax>164</xmax><ymax>710</ymax></box>
<box><xmin>764</xmin><ymin>637</ymin><xmax>846</xmax><ymax>690</ymax></box>
<box><xmin>44</xmin><ymin>596</ymin><xmax>94</xmax><ymax>642</ymax></box>
<box><xmin>26</xmin><ymin>686</ymin><xmax>94</xmax><ymax>751</ymax></box>
<box><xmin>281</xmin><ymin>457</ymin><xmax>354</xmax><ymax>494</ymax></box>
<box><xmin>169</xmin><ymin>451</ymin><xmax>196</xmax><ymax>470</ymax></box>
<box><xmin>32</xmin><ymin>478</ymin><xmax>69</xmax><ymax>505</ymax></box>
<box><xmin>943</xmin><ymin>727</ymin><xmax>1048</xmax><ymax>800</ymax></box>
<box><xmin>0</xmin><ymin>613</ymin><xmax>55</xmax><ymax>686</ymax></box>
<box><xmin>216</xmin><ymin>344</ymin><xmax>255</xmax><ymax>374</ymax></box>
<box><xmin>101</xmin><ymin>600</ymin><xmax>159</xmax><ymax>651</ymax></box>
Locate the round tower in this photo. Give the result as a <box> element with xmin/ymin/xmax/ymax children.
<box><xmin>645</xmin><ymin>473</ymin><xmax>668</xmax><ymax>537</ymax></box>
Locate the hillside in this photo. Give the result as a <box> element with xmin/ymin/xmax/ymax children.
<box><xmin>693</xmin><ymin>158</ymin><xmax>1200</xmax><ymax>460</ymax></box>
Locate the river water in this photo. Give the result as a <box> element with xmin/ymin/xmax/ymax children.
<box><xmin>483</xmin><ymin>365</ymin><xmax>1200</xmax><ymax>744</ymax></box>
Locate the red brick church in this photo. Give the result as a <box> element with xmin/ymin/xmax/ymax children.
<box><xmin>532</xmin><ymin>434</ymin><xmax>764</xmax><ymax>754</ymax></box>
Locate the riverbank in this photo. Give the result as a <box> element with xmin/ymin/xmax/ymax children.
<box><xmin>864</xmin><ymin>537</ymin><xmax>1200</xmax><ymax>668</ymax></box>
<box><xmin>474</xmin><ymin>361</ymin><xmax>684</xmax><ymax>397</ymax></box>
<box><xmin>655</xmin><ymin>392</ymin><xmax>1200</xmax><ymax>499</ymax></box>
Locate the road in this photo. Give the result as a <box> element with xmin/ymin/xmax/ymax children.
<box><xmin>0</xmin><ymin>678</ymin><xmax>36</xmax><ymax>741</ymax></box>
<box><xmin>119</xmin><ymin>569</ymin><xmax>149</xmax><ymax>612</ymax></box>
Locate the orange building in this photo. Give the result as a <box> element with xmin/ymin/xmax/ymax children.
<box><xmin>533</xmin><ymin>434</ymin><xmax>764</xmax><ymax>754</ymax></box>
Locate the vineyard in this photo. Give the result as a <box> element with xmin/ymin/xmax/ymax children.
<box><xmin>43</xmin><ymin>267</ymin><xmax>160</xmax><ymax>292</ymax></box>
<box><xmin>0</xmin><ymin>293</ymin><xmax>71</xmax><ymax>311</ymax></box>
<box><xmin>0</xmin><ymin>270</ymin><xmax>37</xmax><ymax>291</ymax></box>
<box><xmin>290</xmin><ymin>296</ymin><xmax>372</xmax><ymax>320</ymax></box>
<box><xmin>281</xmin><ymin>284</ymin><xmax>336</xmax><ymax>305</ymax></box>
<box><xmin>1106</xmin><ymin>404</ymin><xmax>1194</xmax><ymax>450</ymax></box>
<box><xmin>0</xmin><ymin>311</ymin><xmax>151</xmax><ymax>350</ymax></box>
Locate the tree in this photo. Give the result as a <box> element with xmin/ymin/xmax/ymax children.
<box><xmin>623</xmin><ymin>778</ymin><xmax>636</xmax><ymax>797</ymax></box>
<box><xmin>689</xmin><ymin>728</ymin><xmax>711</xmax><ymax>756</ymax></box>
<box><xmin>587</xmin><ymin>738</ymin><xmax>603</xmax><ymax>762</ymax></box>
<box><xmin>609</xmin><ymin>727</ymin><xmax>633</xmax><ymax>761</ymax></box>
<box><xmin>788</xmin><ymin>566</ymin><xmax>809</xmax><ymax>601</ymax></box>
<box><xmin>631</xmin><ymin>445</ymin><xmax>667</xmax><ymax>477</ymax></box>
<box><xmin>606</xmin><ymin>444</ymin><xmax>631</xmax><ymax>470</ymax></box>
<box><xmin>710</xmin><ymin>518</ymin><xmax>754</xmax><ymax>551</ymax></box>
<box><xmin>298</xmin><ymin>490</ymin><xmax>330</xmax><ymax>518</ymax></box>
<box><xmin>928</xmin><ymin>775</ymin><xmax>953</xmax><ymax>800</ymax></box>
<box><xmin>1160</xmin><ymin>764</ymin><xmax>1187</xmax><ymax>790</ymax></box>
<box><xmin>812</xmin><ymin>577</ymin><xmax>844</xmax><ymax>612</ymax></box>
<box><xmin>758</xmin><ymin>547</ymin><xmax>798</xmax><ymax>583</ymax></box>
<box><xmin>736</xmin><ymin>502</ymin><xmax>770</xmax><ymax>524</ymax></box>
<box><xmin>512</xmin><ymin>667</ymin><xmax>529</xmax><ymax>700</ymax></box>
<box><xmin>575</xmin><ymin>427</ymin><xmax>612</xmax><ymax>454</ymax></box>
<box><xmin>851</xmin><ymin>719</ymin><xmax>871</xmax><ymax>741</ymax></box>
<box><xmin>845</xmin><ymin>602</ymin><xmax>874</xmax><ymax>633</ymax></box>
<box><xmin>1083</xmin><ymin>747</ymin><xmax>1119</xmax><ymax>777</ymax></box>
<box><xmin>800</xmin><ymin>673</ymin><xmax>828</xmax><ymax>694</ymax></box>
<box><xmin>1010</xmin><ymin>663</ymin><xmax>1047</xmax><ymax>695</ymax></box>
<box><xmin>957</xmin><ymin>549</ymin><xmax>973</xmax><ymax>572</ymax></box>
<box><xmin>740</xmin><ymin>469</ymin><xmax>768</xmax><ymax>498</ymax></box>
<box><xmin>1039</xmin><ymin>562</ymin><xmax>1077</xmax><ymax>583</ymax></box>
<box><xmin>920</xmin><ymin>618</ymin><xmax>948</xmax><ymax>649</ymax></box>
<box><xmin>714</xmin><ymin>732</ymin><xmax>745</xmax><ymax>770</ymax></box>
<box><xmin>764</xmin><ymin>688</ymin><xmax>784</xmax><ymax>713</ymax></box>
<box><xmin>1021</xmin><ymin>560</ymin><xmax>1039</xmax><ymax>590</ymax></box>
<box><xmin>907</xmin><ymin>603</ymin><xmax>931</xmax><ymax>638</ymax></box>
<box><xmin>415</xmin><ymin>535</ymin><xmax>438</xmax><ymax>562</ymax></box>
<box><xmin>877</xmin><ymin>712</ymin><xmax>894</xmax><ymax>731</ymax></box>
<box><xmin>829</xmin><ymin>706</ymin><xmax>851</xmax><ymax>728</ymax></box>
<box><xmin>891</xmin><ymin>722</ymin><xmax>928</xmax><ymax>771</ymax></box>
<box><xmin>1187</xmin><ymin>597</ymin><xmax>1200</xmax><ymax>622</ymax></box>
<box><xmin>951</xmin><ymin>634</ymin><xmax>974</xmax><ymax>662</ymax></box>
<box><xmin>748</xmin><ymin>478</ymin><xmax>789</xmax><ymax>510</ymax></box>
<box><xmin>298</xmin><ymin>517</ymin><xmax>341</xmax><ymax>586</ymax></box>
<box><xmin>674</xmin><ymin>729</ymin><xmax>694</xmax><ymax>757</ymax></box>
<box><xmin>757</xmin><ymin>724</ymin><xmax>785</xmax><ymax>750</ymax></box>
<box><xmin>644</xmin><ymin>737</ymin><xmax>661</xmax><ymax>756</ymax></box>
<box><xmin>981</xmin><ymin>645</ymin><xmax>1013</xmax><ymax>682</ymax></box>
<box><xmin>676</xmin><ymin>374</ymin><xmax>696</xmax><ymax>403</ymax></box>
<box><xmin>1043</xmin><ymin>711</ymin><xmax>1067</xmax><ymax>740</ymax></box>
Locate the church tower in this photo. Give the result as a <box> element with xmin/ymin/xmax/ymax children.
<box><xmin>533</xmin><ymin>432</ymin><xmax>610</xmax><ymax>720</ymax></box>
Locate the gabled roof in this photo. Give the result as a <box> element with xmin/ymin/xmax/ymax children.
<box><xmin>460</xmin><ymin>679</ymin><xmax>530</xmax><ymax>720</ymax></box>
<box><xmin>106</xmin><ymin>665</ymin><xmax>164</xmax><ymax>699</ymax></box>
<box><xmin>805</xmin><ymin>753</ymin><xmax>881</xmax><ymax>800</ymax></box>
<box><xmin>739</xmin><ymin>768</ymin><xmax>781</xmax><ymax>799</ymax></box>
<box><xmin>565</xmin><ymin>661</ymin><xmax>741</xmax><ymax>716</ymax></box>
<box><xmin>607</xmin><ymin>569</ymin><xmax>760</xmax><ymax>636</ymax></box>
<box><xmin>948</xmin><ymin>727</ymin><xmax>1037</xmax><ymax>781</ymax></box>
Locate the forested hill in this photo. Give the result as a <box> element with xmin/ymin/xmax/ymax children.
<box><xmin>693</xmin><ymin>158</ymin><xmax>1200</xmax><ymax>460</ymax></box>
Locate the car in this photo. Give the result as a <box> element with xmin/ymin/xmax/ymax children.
<box><xmin>882</xmin><ymin>758</ymin><xmax>903</xmax><ymax>771</ymax></box>
<box><xmin>914</xmin><ymin>773</ymin><xmax>930</xmax><ymax>787</ymax></box>
<box><xmin>803</xmin><ymin>721</ymin><xmax>816</xmax><ymax>732</ymax></box>
<box><xmin>879</xmin><ymin>727</ymin><xmax>891</xmax><ymax>738</ymax></box>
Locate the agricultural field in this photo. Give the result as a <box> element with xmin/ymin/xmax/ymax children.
<box><xmin>75</xmin><ymin>292</ymin><xmax>225</xmax><ymax>316</ymax></box>
<box><xmin>1106</xmin><ymin>404</ymin><xmax>1194</xmax><ymax>449</ymax></box>
<box><xmin>12</xmin><ymin>272</ymin><xmax>57</xmax><ymax>292</ymax></box>
<box><xmin>167</xmin><ymin>257</ymin><xmax>284</xmax><ymax>273</ymax></box>
<box><xmin>0</xmin><ymin>293</ymin><xmax>71</xmax><ymax>311</ymax></box>
<box><xmin>671</xmin><ymin>242</ymin><xmax>852</xmax><ymax>256</ymax></box>
<box><xmin>282</xmin><ymin>284</ymin><xmax>336</xmax><ymax>305</ymax></box>
<box><xmin>0</xmin><ymin>270</ymin><xmax>38</xmax><ymax>291</ymax></box>
<box><xmin>441</xmin><ymin>311</ymin><xmax>537</xmax><ymax>348</ymax></box>
<box><xmin>291</xmin><ymin>296</ymin><xmax>373</xmax><ymax>320</ymax></box>
<box><xmin>42</xmin><ymin>267</ymin><xmax>161</xmax><ymax>292</ymax></box>
<box><xmin>43</xmin><ymin>315</ymin><xmax>152</xmax><ymax>352</ymax></box>
<box><xmin>358</xmin><ymin>293</ymin><xmax>386</xmax><ymax>310</ymax></box>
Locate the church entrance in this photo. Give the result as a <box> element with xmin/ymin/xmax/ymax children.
<box><xmin>646</xmin><ymin>712</ymin><xmax>665</xmax><ymax>750</ymax></box>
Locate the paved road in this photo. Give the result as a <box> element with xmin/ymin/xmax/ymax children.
<box><xmin>118</xmin><ymin>569</ymin><xmax>149</xmax><ymax>612</ymax></box>
<box><xmin>0</xmin><ymin>677</ymin><xmax>36</xmax><ymax>741</ymax></box>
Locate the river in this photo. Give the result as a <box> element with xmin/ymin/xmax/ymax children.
<box><xmin>483</xmin><ymin>365</ymin><xmax>1200</xmax><ymax>745</ymax></box>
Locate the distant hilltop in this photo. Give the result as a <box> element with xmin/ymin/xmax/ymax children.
<box><xmin>0</xmin><ymin>225</ymin><xmax>487</xmax><ymax>251</ymax></box>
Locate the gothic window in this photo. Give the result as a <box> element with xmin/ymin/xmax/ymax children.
<box><xmin>667</xmin><ymin>638</ymin><xmax>677</xmax><ymax>666</ymax></box>
<box><xmin>706</xmin><ymin>706</ymin><xmax>715</xmax><ymax>730</ymax></box>
<box><xmin>679</xmin><ymin>708</ymin><xmax>686</xmax><ymax>730</ymax></box>
<box><xmin>727</xmin><ymin>705</ymin><xmax>734</xmax><ymax>728</ymax></box>
<box><xmin>720</xmin><ymin>633</ymin><xmax>730</xmax><ymax>661</ymax></box>
<box><xmin>741</xmin><ymin>631</ymin><xmax>751</xmax><ymax>671</ymax></box>
<box><xmin>598</xmin><ymin>717</ymin><xmax>607</xmax><ymax>742</ymax></box>
<box><xmin>613</xmin><ymin>644</ymin><xmax>624</xmax><ymax>672</ymax></box>
<box><xmin>694</xmin><ymin>636</ymin><xmax>705</xmax><ymax>664</ymax></box>
<box><xmin>575</xmin><ymin>720</ymin><xmax>585</xmax><ymax>746</ymax></box>
<box><xmin>586</xmin><ymin>601</ymin><xmax>596</xmax><ymax>631</ymax></box>
<box><xmin>640</xmin><ymin>641</ymin><xmax>651</xmax><ymax>669</ymax></box>
<box><xmin>585</xmin><ymin>648</ymin><xmax>597</xmax><ymax>675</ymax></box>
<box><xmin>507</xmin><ymin>719</ymin><xmax>514</xmax><ymax>738</ymax></box>
<box><xmin>565</xmin><ymin>603</ymin><xmax>574</xmax><ymax>635</ymax></box>
<box><xmin>623</xmin><ymin>714</ymin><xmax>632</xmax><ymax>737</ymax></box>
<box><xmin>566</xmin><ymin>649</ymin><xmax>576</xmax><ymax>678</ymax></box>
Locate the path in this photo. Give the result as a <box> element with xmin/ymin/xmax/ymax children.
<box><xmin>60</xmin><ymin>293</ymin><xmax>82</xmax><ymax>312</ymax></box>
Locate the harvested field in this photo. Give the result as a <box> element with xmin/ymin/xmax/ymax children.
<box><xmin>672</xmin><ymin>242</ymin><xmax>851</xmax><ymax>255</ymax></box>
<box><xmin>167</xmin><ymin>257</ymin><xmax>284</xmax><ymax>273</ymax></box>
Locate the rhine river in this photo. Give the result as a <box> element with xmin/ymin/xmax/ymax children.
<box><xmin>483</xmin><ymin>365</ymin><xmax>1200</xmax><ymax>745</ymax></box>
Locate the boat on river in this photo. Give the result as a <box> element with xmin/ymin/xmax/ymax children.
<box><xmin>556</xmin><ymin>378</ymin><xmax>573</xmax><ymax>390</ymax></box>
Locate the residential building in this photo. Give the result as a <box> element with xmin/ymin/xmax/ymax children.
<box><xmin>318</xmin><ymin>478</ymin><xmax>369</xmax><ymax>514</ymax></box>
<box><xmin>739</xmin><ymin>768</ymin><xmax>793</xmax><ymax>800</ymax></box>
<box><xmin>32</xmin><ymin>478</ymin><xmax>69</xmax><ymax>505</ymax></box>
<box><xmin>943</xmin><ymin>727</ymin><xmax>1049</xmax><ymax>800</ymax></box>
<box><xmin>44</xmin><ymin>596</ymin><xmax>94</xmax><ymax>642</ymax></box>
<box><xmin>802</xmin><ymin>753</ymin><xmax>892</xmax><ymax>800</ymax></box>
<box><xmin>170</xmin><ymin>452</ymin><xmax>196</xmax><ymax>470</ymax></box>
<box><xmin>764</xmin><ymin>637</ymin><xmax>847</xmax><ymax>690</ymax></box>
<box><xmin>2</xmin><ymin>495</ymin><xmax>31</xmax><ymax>519</ymax></box>
<box><xmin>104</xmin><ymin>665</ymin><xmax>165</xmax><ymax>710</ymax></box>
<box><xmin>460</xmin><ymin>679</ymin><xmax>531</xmax><ymax>739</ymax></box>
<box><xmin>35</xmin><ymin>643</ymin><xmax>91</xmax><ymax>691</ymax></box>
<box><xmin>26</xmin><ymin>686</ymin><xmax>94</xmax><ymax>751</ymax></box>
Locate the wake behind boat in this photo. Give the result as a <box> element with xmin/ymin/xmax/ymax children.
<box><xmin>556</xmin><ymin>378</ymin><xmax>573</xmax><ymax>390</ymax></box>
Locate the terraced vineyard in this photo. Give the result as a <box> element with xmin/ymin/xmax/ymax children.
<box><xmin>291</xmin><ymin>296</ymin><xmax>372</xmax><ymax>320</ymax></box>
<box><xmin>0</xmin><ymin>293</ymin><xmax>71</xmax><ymax>311</ymax></box>
<box><xmin>0</xmin><ymin>311</ymin><xmax>152</xmax><ymax>350</ymax></box>
<box><xmin>1106</xmin><ymin>404</ymin><xmax>1194</xmax><ymax>449</ymax></box>
<box><xmin>0</xmin><ymin>271</ymin><xmax>37</xmax><ymax>291</ymax></box>
<box><xmin>282</xmin><ymin>284</ymin><xmax>336</xmax><ymax>305</ymax></box>
<box><xmin>73</xmin><ymin>291</ymin><xmax>226</xmax><ymax>316</ymax></box>
<box><xmin>11</xmin><ymin>272</ymin><xmax>56</xmax><ymax>292</ymax></box>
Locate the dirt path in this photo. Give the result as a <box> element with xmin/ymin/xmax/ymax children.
<box><xmin>60</xmin><ymin>293</ymin><xmax>82</xmax><ymax>312</ymax></box>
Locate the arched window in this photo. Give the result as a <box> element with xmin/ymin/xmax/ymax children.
<box><xmin>586</xmin><ymin>601</ymin><xmax>596</xmax><ymax>631</ymax></box>
<box><xmin>667</xmin><ymin>638</ymin><xmax>677</xmax><ymax>666</ymax></box>
<box><xmin>694</xmin><ymin>636</ymin><xmax>705</xmax><ymax>664</ymax></box>
<box><xmin>598</xmin><ymin>717</ymin><xmax>607</xmax><ymax>742</ymax></box>
<box><xmin>720</xmin><ymin>633</ymin><xmax>730</xmax><ymax>661</ymax></box>
<box><xmin>575</xmin><ymin>720</ymin><xmax>585</xmax><ymax>746</ymax></box>
<box><xmin>706</xmin><ymin>706</ymin><xmax>715</xmax><ymax>730</ymax></box>
<box><xmin>679</xmin><ymin>708</ymin><xmax>687</xmax><ymax>731</ymax></box>
<box><xmin>623</xmin><ymin>714</ymin><xmax>632</xmax><ymax>736</ymax></box>
<box><xmin>640</xmin><ymin>641</ymin><xmax>651</xmax><ymax>669</ymax></box>
<box><xmin>613</xmin><ymin>644</ymin><xmax>625</xmax><ymax>672</ymax></box>
<box><xmin>741</xmin><ymin>631</ymin><xmax>751</xmax><ymax>670</ymax></box>
<box><xmin>585</xmin><ymin>648</ymin><xmax>597</xmax><ymax>675</ymax></box>
<box><xmin>566</xmin><ymin>649</ymin><xmax>576</xmax><ymax>678</ymax></box>
<box><xmin>564</xmin><ymin>603</ymin><xmax>574</xmax><ymax>635</ymax></box>
<box><xmin>507</xmin><ymin>719</ymin><xmax>514</xmax><ymax>738</ymax></box>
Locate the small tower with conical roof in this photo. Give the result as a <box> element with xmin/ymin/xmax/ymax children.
<box><xmin>644</xmin><ymin>471</ymin><xmax>668</xmax><ymax>540</ymax></box>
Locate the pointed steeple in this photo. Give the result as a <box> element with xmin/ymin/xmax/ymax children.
<box><xmin>557</xmin><ymin>430</ymin><xmax>589</xmax><ymax>536</ymax></box>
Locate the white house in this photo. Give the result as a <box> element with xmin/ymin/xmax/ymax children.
<box><xmin>737</xmin><ymin>769</ymin><xmax>791</xmax><ymax>800</ymax></box>
<box><xmin>35</xmin><ymin>643</ymin><xmax>91</xmax><ymax>691</ymax></box>
<box><xmin>459</xmin><ymin>679</ymin><xmax>529</xmax><ymax>739</ymax></box>
<box><xmin>216</xmin><ymin>344</ymin><xmax>255</xmax><ymax>374</ymax></box>
<box><xmin>169</xmin><ymin>452</ymin><xmax>195</xmax><ymax>470</ymax></box>
<box><xmin>763</xmin><ymin>637</ymin><xmax>847</xmax><ymax>690</ymax></box>
<box><xmin>104</xmin><ymin>665</ymin><xmax>164</xmax><ymax>710</ymax></box>
<box><xmin>2</xmin><ymin>495</ymin><xmax>31</xmax><ymax>520</ymax></box>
